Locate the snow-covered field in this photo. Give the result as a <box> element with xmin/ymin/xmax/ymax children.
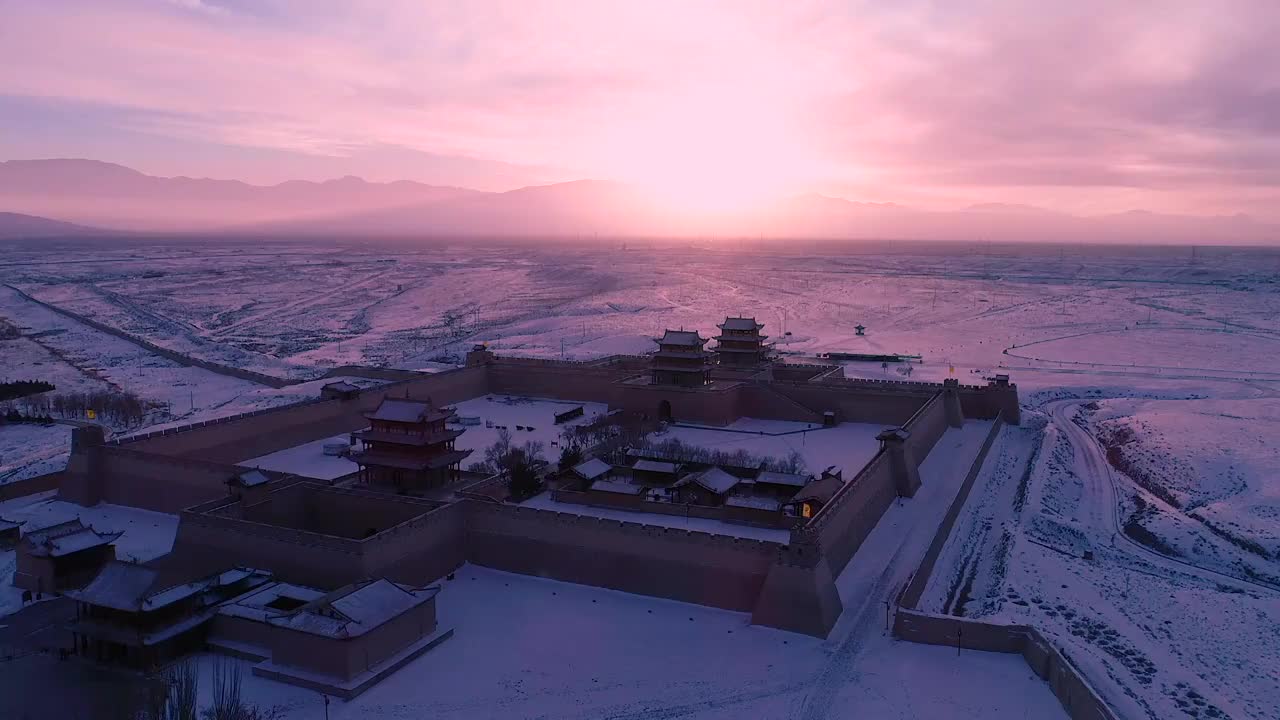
<box><xmin>922</xmin><ymin>384</ymin><xmax>1280</xmax><ymax>718</ymax></box>
<box><xmin>0</xmin><ymin>422</ymin><xmax>71</xmax><ymax>485</ymax></box>
<box><xmin>1</xmin><ymin>238</ymin><xmax>1278</xmax><ymax>717</ymax></box>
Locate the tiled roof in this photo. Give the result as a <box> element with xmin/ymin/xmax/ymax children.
<box><xmin>656</xmin><ymin>330</ymin><xmax>706</xmax><ymax>347</ymax></box>
<box><xmin>718</xmin><ymin>317</ymin><xmax>763</xmax><ymax>331</ymax></box>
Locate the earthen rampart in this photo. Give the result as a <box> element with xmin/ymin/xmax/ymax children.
<box><xmin>798</xmin><ymin>451</ymin><xmax>897</xmax><ymax>575</ymax></box>
<box><xmin>116</xmin><ymin>364</ymin><xmax>487</xmax><ymax>461</ymax></box>
<box><xmin>902</xmin><ymin>391</ymin><xmax>949</xmax><ymax>461</ymax></box>
<box><xmin>62</xmin><ymin>444</ymin><xmax>248</xmax><ymax>512</ymax></box>
<box><xmin>463</xmin><ymin>500</ymin><xmax>779</xmax><ymax>612</ymax></box>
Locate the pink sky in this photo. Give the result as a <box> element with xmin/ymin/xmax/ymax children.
<box><xmin>1</xmin><ymin>0</ymin><xmax>1278</xmax><ymax>218</ymax></box>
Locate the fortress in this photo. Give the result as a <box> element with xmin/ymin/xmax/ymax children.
<box><xmin>47</xmin><ymin>326</ymin><xmax>1019</xmax><ymax>642</ymax></box>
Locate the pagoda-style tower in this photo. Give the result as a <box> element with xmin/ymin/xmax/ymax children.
<box><xmin>353</xmin><ymin>398</ymin><xmax>472</xmax><ymax>491</ymax></box>
<box><xmin>713</xmin><ymin>317</ymin><xmax>772</xmax><ymax>366</ymax></box>
<box><xmin>650</xmin><ymin>330</ymin><xmax>712</xmax><ymax>387</ymax></box>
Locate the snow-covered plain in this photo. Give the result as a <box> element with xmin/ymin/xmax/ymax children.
<box><xmin>1</xmin><ymin>238</ymin><xmax>1278</xmax><ymax>717</ymax></box>
<box><xmin>0</xmin><ymin>422</ymin><xmax>71</xmax><ymax>485</ymax></box>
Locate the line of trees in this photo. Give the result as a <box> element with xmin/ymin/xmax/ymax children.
<box><xmin>0</xmin><ymin>379</ymin><xmax>55</xmax><ymax>402</ymax></box>
<box><xmin>132</xmin><ymin>658</ymin><xmax>283</xmax><ymax>720</ymax></box>
<box><xmin>1</xmin><ymin>388</ymin><xmax>149</xmax><ymax>426</ymax></box>
<box><xmin>632</xmin><ymin>437</ymin><xmax>807</xmax><ymax>474</ymax></box>
<box><xmin>467</xmin><ymin>428</ymin><xmax>548</xmax><ymax>500</ymax></box>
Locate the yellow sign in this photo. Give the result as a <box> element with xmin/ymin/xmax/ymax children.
<box><xmin>87</xmin><ymin>409</ymin><xmax>96</xmax><ymax>420</ymax></box>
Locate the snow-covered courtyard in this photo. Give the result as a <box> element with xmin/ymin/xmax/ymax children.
<box><xmin>450</xmin><ymin>394</ymin><xmax>610</xmax><ymax>463</ymax></box>
<box><xmin>658</xmin><ymin>417</ymin><xmax>885</xmax><ymax>477</ymax></box>
<box><xmin>243</xmin><ymin>433</ymin><xmax>361</xmax><ymax>481</ymax></box>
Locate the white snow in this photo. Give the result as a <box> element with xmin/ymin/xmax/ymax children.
<box><xmin>0</xmin><ymin>423</ymin><xmax>71</xmax><ymax>485</ymax></box>
<box><xmin>660</xmin><ymin>418</ymin><xmax>884</xmax><ymax>477</ymax></box>
<box><xmin>5</xmin><ymin>241</ymin><xmax>1280</xmax><ymax>717</ymax></box>
<box><xmin>243</xmin><ymin>433</ymin><xmax>361</xmax><ymax>481</ymax></box>
<box><xmin>0</xmin><ymin>492</ymin><xmax>179</xmax><ymax>617</ymax></box>
<box><xmin>450</xmin><ymin>395</ymin><xmax>610</xmax><ymax>463</ymax></box>
<box><xmin>188</xmin><ymin>563</ymin><xmax>1063</xmax><ymax>720</ymax></box>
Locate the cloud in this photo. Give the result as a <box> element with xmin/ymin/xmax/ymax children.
<box><xmin>160</xmin><ymin>0</ymin><xmax>228</xmax><ymax>15</ymax></box>
<box><xmin>0</xmin><ymin>0</ymin><xmax>1277</xmax><ymax>216</ymax></box>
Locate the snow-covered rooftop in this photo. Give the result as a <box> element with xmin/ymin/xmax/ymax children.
<box><xmin>21</xmin><ymin>518</ymin><xmax>121</xmax><ymax>558</ymax></box>
<box><xmin>719</xmin><ymin>317</ymin><xmax>763</xmax><ymax>331</ymax></box>
<box><xmin>234</xmin><ymin>469</ymin><xmax>271</xmax><ymax>487</ymax></box>
<box><xmin>656</xmin><ymin>330</ymin><xmax>705</xmax><ymax>347</ymax></box>
<box><xmin>67</xmin><ymin>561</ymin><xmax>266</xmax><ymax>613</ymax></box>
<box><xmin>270</xmin><ymin>579</ymin><xmax>438</xmax><ymax>639</ymax></box>
<box><xmin>633</xmin><ymin>459</ymin><xmax>678</xmax><ymax>475</ymax></box>
<box><xmin>366</xmin><ymin>398</ymin><xmax>453</xmax><ymax>424</ymax></box>
<box><xmin>46</xmin><ymin>527</ymin><xmax>121</xmax><ymax>557</ymax></box>
<box><xmin>755</xmin><ymin>470</ymin><xmax>810</xmax><ymax>488</ymax></box>
<box><xmin>692</xmin><ymin>467</ymin><xmax>740</xmax><ymax>494</ymax></box>
<box><xmin>572</xmin><ymin>458</ymin><xmax>612</xmax><ymax>481</ymax></box>
<box><xmin>67</xmin><ymin>561</ymin><xmax>158</xmax><ymax>612</ymax></box>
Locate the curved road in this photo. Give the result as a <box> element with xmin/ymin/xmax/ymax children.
<box><xmin>1045</xmin><ymin>399</ymin><xmax>1279</xmax><ymax>595</ymax></box>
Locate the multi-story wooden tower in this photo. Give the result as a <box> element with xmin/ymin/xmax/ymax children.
<box><xmin>354</xmin><ymin>398</ymin><xmax>472</xmax><ymax>491</ymax></box>
<box><xmin>713</xmin><ymin>317</ymin><xmax>772</xmax><ymax>366</ymax></box>
<box><xmin>650</xmin><ymin>330</ymin><xmax>712</xmax><ymax>387</ymax></box>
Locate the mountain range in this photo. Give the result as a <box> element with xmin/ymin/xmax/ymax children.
<box><xmin>0</xmin><ymin>159</ymin><xmax>1275</xmax><ymax>245</ymax></box>
<box><xmin>0</xmin><ymin>211</ymin><xmax>104</xmax><ymax>240</ymax></box>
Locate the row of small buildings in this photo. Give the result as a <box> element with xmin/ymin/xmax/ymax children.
<box><xmin>561</xmin><ymin>452</ymin><xmax>844</xmax><ymax>527</ymax></box>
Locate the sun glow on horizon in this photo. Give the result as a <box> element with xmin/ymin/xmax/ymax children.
<box><xmin>597</xmin><ymin>84</ymin><xmax>823</xmax><ymax>217</ymax></box>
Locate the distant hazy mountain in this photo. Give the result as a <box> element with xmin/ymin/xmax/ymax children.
<box><xmin>0</xmin><ymin>159</ymin><xmax>483</xmax><ymax>231</ymax></box>
<box><xmin>254</xmin><ymin>178</ymin><xmax>681</xmax><ymax>238</ymax></box>
<box><xmin>758</xmin><ymin>194</ymin><xmax>1277</xmax><ymax>245</ymax></box>
<box><xmin>1</xmin><ymin>159</ymin><xmax>1275</xmax><ymax>244</ymax></box>
<box><xmin>0</xmin><ymin>211</ymin><xmax>103</xmax><ymax>239</ymax></box>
